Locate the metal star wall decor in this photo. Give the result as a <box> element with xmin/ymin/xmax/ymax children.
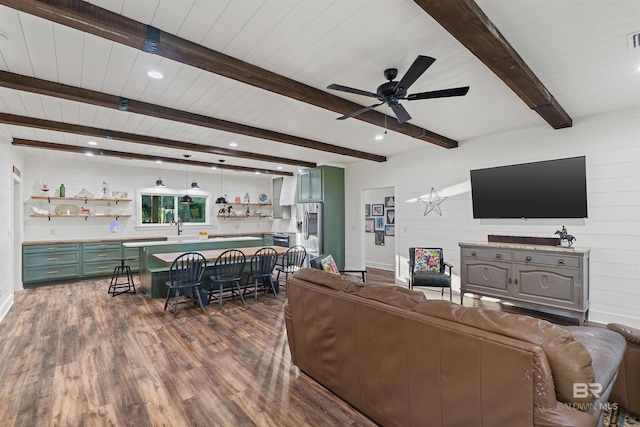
<box><xmin>419</xmin><ymin>187</ymin><xmax>447</xmax><ymax>216</ymax></box>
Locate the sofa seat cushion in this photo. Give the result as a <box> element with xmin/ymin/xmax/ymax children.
<box><xmin>412</xmin><ymin>300</ymin><xmax>599</xmax><ymax>406</ymax></box>
<box><xmin>565</xmin><ymin>326</ymin><xmax>626</xmax><ymax>400</ymax></box>
<box><xmin>411</xmin><ymin>271</ymin><xmax>451</xmax><ymax>286</ymax></box>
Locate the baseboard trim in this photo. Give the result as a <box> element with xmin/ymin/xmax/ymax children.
<box><xmin>0</xmin><ymin>294</ymin><xmax>14</xmax><ymax>324</ymax></box>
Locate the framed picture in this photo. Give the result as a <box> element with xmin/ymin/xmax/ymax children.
<box><xmin>372</xmin><ymin>204</ymin><xmax>384</xmax><ymax>216</ymax></box>
<box><xmin>375</xmin><ymin>217</ymin><xmax>384</xmax><ymax>230</ymax></box>
<box><xmin>385</xmin><ymin>196</ymin><xmax>395</xmax><ymax>208</ymax></box>
<box><xmin>365</xmin><ymin>218</ymin><xmax>375</xmax><ymax>232</ymax></box>
<box><xmin>386</xmin><ymin>209</ymin><xmax>395</xmax><ymax>224</ymax></box>
<box><xmin>365</xmin><ymin>204</ymin><xmax>370</xmax><ymax>217</ymax></box>
<box><xmin>385</xmin><ymin>225</ymin><xmax>395</xmax><ymax>236</ymax></box>
<box><xmin>375</xmin><ymin>231</ymin><xmax>385</xmax><ymax>246</ymax></box>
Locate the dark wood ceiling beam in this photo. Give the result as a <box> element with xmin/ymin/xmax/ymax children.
<box><xmin>0</xmin><ymin>112</ymin><xmax>315</xmax><ymax>168</ymax></box>
<box><xmin>1</xmin><ymin>0</ymin><xmax>458</xmax><ymax>149</ymax></box>
<box><xmin>11</xmin><ymin>138</ymin><xmax>292</xmax><ymax>176</ymax></box>
<box><xmin>0</xmin><ymin>70</ymin><xmax>387</xmax><ymax>162</ymax></box>
<box><xmin>413</xmin><ymin>0</ymin><xmax>572</xmax><ymax>129</ymax></box>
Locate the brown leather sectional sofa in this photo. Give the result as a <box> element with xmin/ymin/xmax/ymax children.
<box><xmin>607</xmin><ymin>323</ymin><xmax>640</xmax><ymax>415</ymax></box>
<box><xmin>284</xmin><ymin>268</ymin><xmax>627</xmax><ymax>427</ymax></box>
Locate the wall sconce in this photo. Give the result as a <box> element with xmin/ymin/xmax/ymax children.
<box><xmin>419</xmin><ymin>187</ymin><xmax>447</xmax><ymax>216</ymax></box>
<box><xmin>155</xmin><ymin>177</ymin><xmax>166</xmax><ymax>187</ymax></box>
<box><xmin>191</xmin><ymin>181</ymin><xmax>200</xmax><ymax>189</ymax></box>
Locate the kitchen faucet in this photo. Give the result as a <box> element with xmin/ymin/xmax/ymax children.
<box><xmin>173</xmin><ymin>218</ymin><xmax>183</xmax><ymax>235</ymax></box>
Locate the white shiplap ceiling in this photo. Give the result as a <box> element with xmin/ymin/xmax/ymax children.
<box><xmin>0</xmin><ymin>0</ymin><xmax>638</xmax><ymax>176</ymax></box>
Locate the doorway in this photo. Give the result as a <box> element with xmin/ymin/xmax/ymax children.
<box><xmin>12</xmin><ymin>174</ymin><xmax>23</xmax><ymax>292</ymax></box>
<box><xmin>362</xmin><ymin>187</ymin><xmax>395</xmax><ymax>271</ymax></box>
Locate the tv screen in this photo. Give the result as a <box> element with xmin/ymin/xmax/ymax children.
<box><xmin>470</xmin><ymin>156</ymin><xmax>588</xmax><ymax>219</ymax></box>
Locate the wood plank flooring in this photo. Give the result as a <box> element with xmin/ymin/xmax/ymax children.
<box><xmin>0</xmin><ymin>268</ymin><xmax>594</xmax><ymax>426</ymax></box>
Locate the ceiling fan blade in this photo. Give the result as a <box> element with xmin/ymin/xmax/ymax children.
<box><xmin>389</xmin><ymin>103</ymin><xmax>412</xmax><ymax>124</ymax></box>
<box><xmin>394</xmin><ymin>55</ymin><xmax>436</xmax><ymax>93</ymax></box>
<box><xmin>336</xmin><ymin>103</ymin><xmax>385</xmax><ymax>120</ymax></box>
<box><xmin>327</xmin><ymin>84</ymin><xmax>379</xmax><ymax>98</ymax></box>
<box><xmin>407</xmin><ymin>86</ymin><xmax>470</xmax><ymax>100</ymax></box>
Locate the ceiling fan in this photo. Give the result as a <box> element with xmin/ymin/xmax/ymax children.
<box><xmin>327</xmin><ymin>55</ymin><xmax>469</xmax><ymax>124</ymax></box>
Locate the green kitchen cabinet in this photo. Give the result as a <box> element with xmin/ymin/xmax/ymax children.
<box><xmin>298</xmin><ymin>168</ymin><xmax>323</xmax><ymax>202</ymax></box>
<box><xmin>23</xmin><ymin>243</ymin><xmax>81</xmax><ymax>284</ymax></box>
<box><xmin>82</xmin><ymin>242</ymin><xmax>122</xmax><ymax>277</ymax></box>
<box><xmin>297</xmin><ymin>165</ymin><xmax>345</xmax><ymax>269</ymax></box>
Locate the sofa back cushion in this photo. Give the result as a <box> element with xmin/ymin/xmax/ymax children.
<box><xmin>412</xmin><ymin>300</ymin><xmax>596</xmax><ymax>405</ymax></box>
<box><xmin>347</xmin><ymin>283</ymin><xmax>426</xmax><ymax>310</ymax></box>
<box><xmin>292</xmin><ymin>268</ymin><xmax>361</xmax><ymax>291</ymax></box>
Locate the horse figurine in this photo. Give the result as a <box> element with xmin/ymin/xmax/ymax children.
<box><xmin>555</xmin><ymin>226</ymin><xmax>576</xmax><ymax>247</ymax></box>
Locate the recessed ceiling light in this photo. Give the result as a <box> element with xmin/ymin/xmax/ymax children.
<box><xmin>277</xmin><ymin>166</ymin><xmax>283</xmax><ymax>170</ymax></box>
<box><xmin>147</xmin><ymin>71</ymin><xmax>163</xmax><ymax>79</ymax></box>
<box><xmin>255</xmin><ymin>171</ymin><xmax>260</xmax><ymax>174</ymax></box>
<box><xmin>211</xmin><ymin>166</ymin><xmax>217</xmax><ymax>170</ymax></box>
<box><xmin>156</xmin><ymin>160</ymin><xmax>163</xmax><ymax>164</ymax></box>
<box><xmin>229</xmin><ymin>142</ymin><xmax>238</xmax><ymax>147</ymax></box>
<box><xmin>85</xmin><ymin>152</ymin><xmax>93</xmax><ymax>156</ymax></box>
<box><xmin>375</xmin><ymin>135</ymin><xmax>384</xmax><ymax>141</ymax></box>
<box><xmin>87</xmin><ymin>140</ymin><xmax>98</xmax><ymax>146</ymax></box>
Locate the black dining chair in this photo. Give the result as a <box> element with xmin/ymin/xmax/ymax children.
<box><xmin>164</xmin><ymin>252</ymin><xmax>207</xmax><ymax>317</ymax></box>
<box><xmin>274</xmin><ymin>245</ymin><xmax>307</xmax><ymax>289</ymax></box>
<box><xmin>245</xmin><ymin>247</ymin><xmax>279</xmax><ymax>300</ymax></box>
<box><xmin>208</xmin><ymin>249</ymin><xmax>246</xmax><ymax>308</ymax></box>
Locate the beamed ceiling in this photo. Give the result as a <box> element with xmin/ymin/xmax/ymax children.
<box><xmin>0</xmin><ymin>0</ymin><xmax>638</xmax><ymax>176</ymax></box>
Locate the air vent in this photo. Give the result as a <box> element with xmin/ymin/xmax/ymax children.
<box><xmin>628</xmin><ymin>32</ymin><xmax>640</xmax><ymax>49</ymax></box>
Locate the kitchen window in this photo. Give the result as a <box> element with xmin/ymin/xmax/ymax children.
<box><xmin>139</xmin><ymin>192</ymin><xmax>210</xmax><ymax>226</ymax></box>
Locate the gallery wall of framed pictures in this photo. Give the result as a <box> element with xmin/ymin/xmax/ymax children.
<box><xmin>365</xmin><ymin>195</ymin><xmax>395</xmax><ymax>246</ymax></box>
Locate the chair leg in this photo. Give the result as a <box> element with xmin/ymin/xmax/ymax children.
<box><xmin>219</xmin><ymin>285</ymin><xmax>224</xmax><ymax>308</ymax></box>
<box><xmin>173</xmin><ymin>288</ymin><xmax>180</xmax><ymax>317</ymax></box>
<box><xmin>234</xmin><ymin>281</ymin><xmax>245</xmax><ymax>304</ymax></box>
<box><xmin>449</xmin><ymin>286</ymin><xmax>452</xmax><ymax>302</ymax></box>
<box><xmin>164</xmin><ymin>288</ymin><xmax>171</xmax><ymax>311</ymax></box>
<box><xmin>268</xmin><ymin>277</ymin><xmax>277</xmax><ymax>298</ymax></box>
<box><xmin>254</xmin><ymin>278</ymin><xmax>258</xmax><ymax>301</ymax></box>
<box><xmin>195</xmin><ymin>286</ymin><xmax>205</xmax><ymax>312</ymax></box>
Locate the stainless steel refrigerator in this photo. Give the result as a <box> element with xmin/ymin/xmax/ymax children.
<box><xmin>296</xmin><ymin>202</ymin><xmax>323</xmax><ymax>265</ymax></box>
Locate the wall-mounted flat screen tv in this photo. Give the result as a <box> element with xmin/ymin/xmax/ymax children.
<box><xmin>470</xmin><ymin>156</ymin><xmax>588</xmax><ymax>219</ymax></box>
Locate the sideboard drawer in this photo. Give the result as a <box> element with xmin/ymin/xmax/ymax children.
<box><xmin>461</xmin><ymin>247</ymin><xmax>513</xmax><ymax>261</ymax></box>
<box><xmin>514</xmin><ymin>252</ymin><xmax>580</xmax><ymax>268</ymax></box>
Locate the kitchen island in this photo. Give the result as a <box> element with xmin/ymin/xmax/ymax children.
<box><xmin>124</xmin><ymin>236</ymin><xmax>265</xmax><ymax>297</ymax></box>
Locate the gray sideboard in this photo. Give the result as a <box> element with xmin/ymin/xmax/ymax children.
<box><xmin>459</xmin><ymin>242</ymin><xmax>590</xmax><ymax>325</ymax></box>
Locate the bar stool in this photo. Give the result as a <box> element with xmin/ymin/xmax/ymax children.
<box><xmin>108</xmin><ymin>257</ymin><xmax>137</xmax><ymax>296</ymax></box>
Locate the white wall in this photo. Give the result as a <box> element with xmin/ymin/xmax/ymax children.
<box><xmin>23</xmin><ymin>158</ymin><xmax>292</xmax><ymax>242</ymax></box>
<box><xmin>345</xmin><ymin>110</ymin><xmax>640</xmax><ymax>328</ymax></box>
<box><xmin>364</xmin><ymin>187</ymin><xmax>395</xmax><ymax>270</ymax></box>
<box><xmin>0</xmin><ymin>131</ymin><xmax>25</xmax><ymax>322</ymax></box>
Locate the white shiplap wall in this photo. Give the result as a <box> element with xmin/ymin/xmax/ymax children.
<box><xmin>0</xmin><ymin>131</ymin><xmax>25</xmax><ymax>322</ymax></box>
<box><xmin>345</xmin><ymin>109</ymin><xmax>640</xmax><ymax>327</ymax></box>
<box><xmin>22</xmin><ymin>158</ymin><xmax>287</xmax><ymax>242</ymax></box>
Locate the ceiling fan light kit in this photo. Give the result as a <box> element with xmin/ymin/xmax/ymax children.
<box><xmin>328</xmin><ymin>55</ymin><xmax>469</xmax><ymax>124</ymax></box>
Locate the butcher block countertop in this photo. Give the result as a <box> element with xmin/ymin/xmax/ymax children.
<box><xmin>22</xmin><ymin>232</ymin><xmax>295</xmax><ymax>246</ymax></box>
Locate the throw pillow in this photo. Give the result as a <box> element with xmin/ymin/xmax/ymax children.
<box><xmin>320</xmin><ymin>254</ymin><xmax>340</xmax><ymax>275</ymax></box>
<box><xmin>413</xmin><ymin>248</ymin><xmax>441</xmax><ymax>272</ymax></box>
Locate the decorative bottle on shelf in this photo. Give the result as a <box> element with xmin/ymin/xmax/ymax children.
<box><xmin>59</xmin><ymin>183</ymin><xmax>65</xmax><ymax>198</ymax></box>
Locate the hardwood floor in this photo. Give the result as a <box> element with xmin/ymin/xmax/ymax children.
<box><xmin>0</xmin><ymin>274</ymin><xmax>380</xmax><ymax>427</ymax></box>
<box><xmin>0</xmin><ymin>268</ymin><xmax>594</xmax><ymax>426</ymax></box>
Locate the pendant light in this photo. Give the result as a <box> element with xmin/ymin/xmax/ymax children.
<box><xmin>180</xmin><ymin>154</ymin><xmax>194</xmax><ymax>204</ymax></box>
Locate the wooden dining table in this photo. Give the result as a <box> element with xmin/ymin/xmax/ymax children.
<box><xmin>152</xmin><ymin>245</ymin><xmax>289</xmax><ymax>264</ymax></box>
